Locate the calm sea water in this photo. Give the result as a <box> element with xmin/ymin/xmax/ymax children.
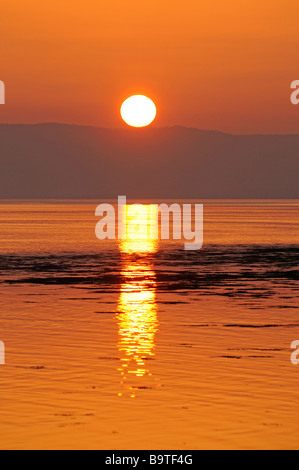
<box><xmin>0</xmin><ymin>200</ymin><xmax>298</xmax><ymax>449</ymax></box>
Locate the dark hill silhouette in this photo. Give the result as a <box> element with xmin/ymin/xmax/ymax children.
<box><xmin>0</xmin><ymin>123</ymin><xmax>298</xmax><ymax>198</ymax></box>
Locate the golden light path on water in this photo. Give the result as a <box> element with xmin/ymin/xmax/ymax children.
<box><xmin>117</xmin><ymin>205</ymin><xmax>159</xmax><ymax>397</ymax></box>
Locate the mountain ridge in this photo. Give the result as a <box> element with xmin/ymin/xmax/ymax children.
<box><xmin>1</xmin><ymin>122</ymin><xmax>299</xmax><ymax>136</ymax></box>
<box><xmin>0</xmin><ymin>123</ymin><xmax>298</xmax><ymax>198</ymax></box>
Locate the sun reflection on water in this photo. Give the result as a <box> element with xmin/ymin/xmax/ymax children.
<box><xmin>116</xmin><ymin>205</ymin><xmax>159</xmax><ymax>397</ymax></box>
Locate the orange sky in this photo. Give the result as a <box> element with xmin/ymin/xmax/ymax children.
<box><xmin>0</xmin><ymin>0</ymin><xmax>299</xmax><ymax>133</ymax></box>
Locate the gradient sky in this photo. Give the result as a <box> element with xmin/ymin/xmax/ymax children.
<box><xmin>0</xmin><ymin>0</ymin><xmax>298</xmax><ymax>133</ymax></box>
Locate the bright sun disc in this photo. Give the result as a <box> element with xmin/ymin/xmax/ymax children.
<box><xmin>121</xmin><ymin>95</ymin><xmax>156</xmax><ymax>128</ymax></box>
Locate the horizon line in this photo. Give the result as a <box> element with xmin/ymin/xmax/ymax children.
<box><xmin>0</xmin><ymin>122</ymin><xmax>299</xmax><ymax>137</ymax></box>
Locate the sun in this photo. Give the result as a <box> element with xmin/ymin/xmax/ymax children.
<box><xmin>121</xmin><ymin>95</ymin><xmax>156</xmax><ymax>128</ymax></box>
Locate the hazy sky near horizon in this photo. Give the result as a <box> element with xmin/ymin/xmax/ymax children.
<box><xmin>0</xmin><ymin>0</ymin><xmax>299</xmax><ymax>133</ymax></box>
